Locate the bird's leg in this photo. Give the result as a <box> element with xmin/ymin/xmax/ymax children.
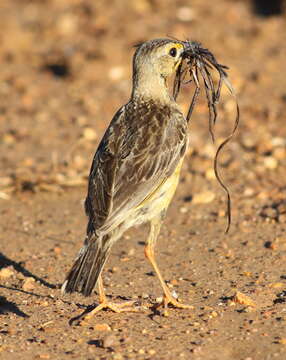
<box><xmin>82</xmin><ymin>273</ymin><xmax>138</xmax><ymax>320</ymax></box>
<box><xmin>72</xmin><ymin>274</ymin><xmax>139</xmax><ymax>324</ymax></box>
<box><xmin>145</xmin><ymin>217</ymin><xmax>193</xmax><ymax>315</ymax></box>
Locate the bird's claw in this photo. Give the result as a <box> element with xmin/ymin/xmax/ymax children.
<box><xmin>155</xmin><ymin>295</ymin><xmax>193</xmax><ymax>316</ymax></box>
<box><xmin>77</xmin><ymin>300</ymin><xmax>139</xmax><ymax>324</ymax></box>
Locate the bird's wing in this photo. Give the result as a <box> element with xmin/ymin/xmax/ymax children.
<box><xmin>85</xmin><ymin>102</ymin><xmax>187</xmax><ymax>236</ymax></box>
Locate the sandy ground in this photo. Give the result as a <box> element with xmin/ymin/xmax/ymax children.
<box><xmin>1</xmin><ymin>0</ymin><xmax>286</xmax><ymax>359</ymax></box>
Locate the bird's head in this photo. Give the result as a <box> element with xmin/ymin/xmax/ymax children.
<box><xmin>133</xmin><ymin>38</ymin><xmax>184</xmax><ymax>79</ymax></box>
<box><xmin>131</xmin><ymin>38</ymin><xmax>185</xmax><ymax>102</ymax></box>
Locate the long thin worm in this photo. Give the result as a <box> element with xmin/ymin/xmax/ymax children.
<box><xmin>173</xmin><ymin>41</ymin><xmax>240</xmax><ymax>233</ymax></box>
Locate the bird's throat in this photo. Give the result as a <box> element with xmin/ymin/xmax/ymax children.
<box><xmin>132</xmin><ymin>70</ymin><xmax>172</xmax><ymax>104</ymax></box>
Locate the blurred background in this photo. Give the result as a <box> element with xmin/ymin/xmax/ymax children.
<box><xmin>0</xmin><ymin>0</ymin><xmax>285</xmax><ymax>200</ymax></box>
<box><xmin>1</xmin><ymin>1</ymin><xmax>286</xmax><ymax>359</ymax></box>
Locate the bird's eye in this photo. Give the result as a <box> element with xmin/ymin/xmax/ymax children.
<box><xmin>169</xmin><ymin>47</ymin><xmax>177</xmax><ymax>57</ymax></box>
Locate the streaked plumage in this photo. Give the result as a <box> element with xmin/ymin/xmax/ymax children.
<box><xmin>62</xmin><ymin>38</ymin><xmax>192</xmax><ymax>315</ymax></box>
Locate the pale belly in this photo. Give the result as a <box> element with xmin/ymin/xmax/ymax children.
<box><xmin>123</xmin><ymin>157</ymin><xmax>184</xmax><ymax>230</ymax></box>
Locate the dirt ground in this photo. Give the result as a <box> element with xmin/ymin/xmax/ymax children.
<box><xmin>1</xmin><ymin>0</ymin><xmax>286</xmax><ymax>359</ymax></box>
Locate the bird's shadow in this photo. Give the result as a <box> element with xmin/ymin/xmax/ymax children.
<box><xmin>0</xmin><ymin>251</ymin><xmax>61</xmax><ymax>318</ymax></box>
<box><xmin>69</xmin><ymin>304</ymin><xmax>98</xmax><ymax>326</ymax></box>
<box><xmin>0</xmin><ymin>252</ymin><xmax>57</xmax><ymax>289</ymax></box>
<box><xmin>0</xmin><ymin>295</ymin><xmax>29</xmax><ymax>318</ymax></box>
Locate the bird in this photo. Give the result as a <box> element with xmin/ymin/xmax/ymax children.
<box><xmin>62</xmin><ymin>38</ymin><xmax>192</xmax><ymax>317</ymax></box>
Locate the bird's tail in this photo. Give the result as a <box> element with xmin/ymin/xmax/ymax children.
<box><xmin>61</xmin><ymin>234</ymin><xmax>110</xmax><ymax>297</ymax></box>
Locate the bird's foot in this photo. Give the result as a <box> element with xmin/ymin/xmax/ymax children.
<box><xmin>72</xmin><ymin>300</ymin><xmax>139</xmax><ymax>325</ymax></box>
<box><xmin>87</xmin><ymin>300</ymin><xmax>138</xmax><ymax>317</ymax></box>
<box><xmin>155</xmin><ymin>293</ymin><xmax>193</xmax><ymax>316</ymax></box>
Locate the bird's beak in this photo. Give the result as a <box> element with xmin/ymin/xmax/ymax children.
<box><xmin>174</xmin><ymin>47</ymin><xmax>185</xmax><ymax>70</ymax></box>
<box><xmin>174</xmin><ymin>57</ymin><xmax>183</xmax><ymax>71</ymax></box>
<box><xmin>173</xmin><ymin>43</ymin><xmax>186</xmax><ymax>71</ymax></box>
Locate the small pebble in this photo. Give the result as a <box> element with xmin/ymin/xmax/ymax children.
<box><xmin>273</xmin><ymin>147</ymin><xmax>286</xmax><ymax>160</ymax></box>
<box><xmin>279</xmin><ymin>214</ymin><xmax>286</xmax><ymax>223</ymax></box>
<box><xmin>271</xmin><ymin>137</ymin><xmax>286</xmax><ymax>147</ymax></box>
<box><xmin>264</xmin><ymin>241</ymin><xmax>276</xmax><ymax>250</ymax></box>
<box><xmin>0</xmin><ymin>267</ymin><xmax>14</xmax><ymax>279</ymax></box>
<box><xmin>241</xmin><ymin>135</ymin><xmax>258</xmax><ymax>150</ymax></box>
<box><xmin>39</xmin><ymin>355</ymin><xmax>50</xmax><ymax>359</ymax></box>
<box><xmin>202</xmin><ymin>143</ymin><xmax>215</xmax><ymax>158</ymax></box>
<box><xmin>233</xmin><ymin>291</ymin><xmax>256</xmax><ymax>307</ymax></box>
<box><xmin>83</xmin><ymin>127</ymin><xmax>97</xmax><ymax>141</ymax></box>
<box><xmin>58</xmin><ymin>14</ymin><xmax>77</xmax><ymax>35</ymax></box>
<box><xmin>263</xmin><ymin>156</ymin><xmax>278</xmax><ymax>169</ymax></box>
<box><xmin>176</xmin><ymin>7</ymin><xmax>195</xmax><ymax>22</ymax></box>
<box><xmin>128</xmin><ymin>248</ymin><xmax>135</xmax><ymax>256</ymax></box>
<box><xmin>2</xmin><ymin>134</ymin><xmax>15</xmax><ymax>144</ymax></box>
<box><xmin>170</xmin><ymin>279</ymin><xmax>179</xmax><ymax>286</ymax></box>
<box><xmin>113</xmin><ymin>354</ymin><xmax>123</xmax><ymax>360</ymax></box>
<box><xmin>102</xmin><ymin>334</ymin><xmax>118</xmax><ymax>348</ymax></box>
<box><xmin>53</xmin><ymin>246</ymin><xmax>62</xmax><ymax>255</ymax></box>
<box><xmin>211</xmin><ymin>311</ymin><xmax>218</xmax><ymax>317</ymax></box>
<box><xmin>109</xmin><ymin>67</ymin><xmax>124</xmax><ymax>81</ymax></box>
<box><xmin>205</xmin><ymin>168</ymin><xmax>216</xmax><ymax>180</ymax></box>
<box><xmin>73</xmin><ymin>155</ymin><xmax>86</xmax><ymax>170</ymax></box>
<box><xmin>192</xmin><ymin>191</ymin><xmax>215</xmax><ymax>204</ymax></box>
<box><xmin>22</xmin><ymin>277</ymin><xmax>36</xmax><ymax>291</ymax></box>
<box><xmin>269</xmin><ymin>282</ymin><xmax>284</xmax><ymax>289</ymax></box>
<box><xmin>94</xmin><ymin>323</ymin><xmax>111</xmax><ymax>332</ymax></box>
<box><xmin>171</xmin><ymin>290</ymin><xmax>179</xmax><ymax>299</ymax></box>
<box><xmin>148</xmin><ymin>349</ymin><xmax>156</xmax><ymax>355</ymax></box>
<box><xmin>277</xmin><ymin>203</ymin><xmax>286</xmax><ymax>214</ymax></box>
<box><xmin>243</xmin><ymin>188</ymin><xmax>255</xmax><ymax>197</ymax></box>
